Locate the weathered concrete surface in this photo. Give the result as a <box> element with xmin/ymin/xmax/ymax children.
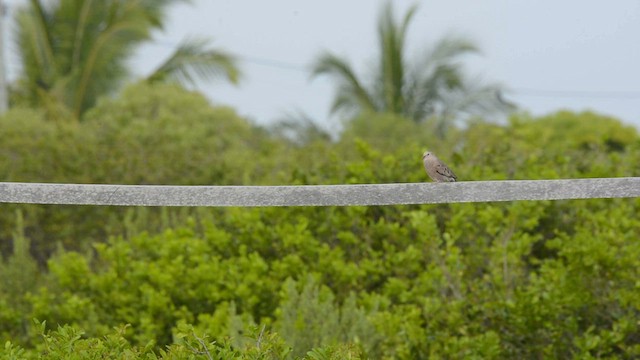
<box><xmin>0</xmin><ymin>178</ymin><xmax>639</xmax><ymax>207</ymax></box>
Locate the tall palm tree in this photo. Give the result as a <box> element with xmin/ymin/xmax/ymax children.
<box><xmin>312</xmin><ymin>2</ymin><xmax>511</xmax><ymax>132</ymax></box>
<box><xmin>13</xmin><ymin>0</ymin><xmax>240</xmax><ymax>119</ymax></box>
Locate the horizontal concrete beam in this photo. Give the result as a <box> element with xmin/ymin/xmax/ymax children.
<box><xmin>0</xmin><ymin>178</ymin><xmax>639</xmax><ymax>207</ymax></box>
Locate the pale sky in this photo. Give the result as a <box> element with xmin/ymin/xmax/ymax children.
<box><xmin>7</xmin><ymin>1</ymin><xmax>640</xmax><ymax>130</ymax></box>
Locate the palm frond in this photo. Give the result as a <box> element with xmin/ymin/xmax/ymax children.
<box><xmin>440</xmin><ymin>82</ymin><xmax>516</xmax><ymax>118</ymax></box>
<box><xmin>311</xmin><ymin>52</ymin><xmax>375</xmax><ymax>114</ymax></box>
<box><xmin>12</xmin><ymin>0</ymin><xmax>196</xmax><ymax>118</ymax></box>
<box><xmin>135</xmin><ymin>0</ymin><xmax>192</xmax><ymax>30</ymax></box>
<box><xmin>404</xmin><ymin>36</ymin><xmax>482</xmax><ymax>122</ymax></box>
<box><xmin>376</xmin><ymin>2</ymin><xmax>416</xmax><ymax>113</ymax></box>
<box><xmin>16</xmin><ymin>1</ymin><xmax>58</xmax><ymax>94</ymax></box>
<box><xmin>271</xmin><ymin>109</ymin><xmax>332</xmax><ymax>146</ymax></box>
<box><xmin>145</xmin><ymin>37</ymin><xmax>241</xmax><ymax>86</ymax></box>
<box><xmin>29</xmin><ymin>0</ymin><xmax>55</xmax><ymax>59</ymax></box>
<box><xmin>73</xmin><ymin>9</ymin><xmax>153</xmax><ymax>117</ymax></box>
<box><xmin>427</xmin><ymin>36</ymin><xmax>478</xmax><ymax>64</ymax></box>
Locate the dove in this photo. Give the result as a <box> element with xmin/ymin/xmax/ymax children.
<box><xmin>423</xmin><ymin>151</ymin><xmax>457</xmax><ymax>182</ymax></box>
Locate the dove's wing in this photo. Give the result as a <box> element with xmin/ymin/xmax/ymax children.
<box><xmin>435</xmin><ymin>163</ymin><xmax>457</xmax><ymax>181</ymax></box>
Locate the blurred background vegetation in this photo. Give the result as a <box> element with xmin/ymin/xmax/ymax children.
<box><xmin>1</xmin><ymin>1</ymin><xmax>640</xmax><ymax>359</ymax></box>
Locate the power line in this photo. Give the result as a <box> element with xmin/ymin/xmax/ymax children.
<box><xmin>237</xmin><ymin>55</ymin><xmax>307</xmax><ymax>72</ymax></box>
<box><xmin>5</xmin><ymin>33</ymin><xmax>640</xmax><ymax>101</ymax></box>
<box><xmin>147</xmin><ymin>40</ymin><xmax>640</xmax><ymax>100</ymax></box>
<box><xmin>511</xmin><ymin>88</ymin><xmax>640</xmax><ymax>99</ymax></box>
<box><xmin>151</xmin><ymin>40</ymin><xmax>307</xmax><ymax>72</ymax></box>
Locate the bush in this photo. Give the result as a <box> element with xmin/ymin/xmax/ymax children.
<box><xmin>0</xmin><ymin>83</ymin><xmax>280</xmax><ymax>261</ymax></box>
<box><xmin>2</xmin><ymin>99</ymin><xmax>640</xmax><ymax>358</ymax></box>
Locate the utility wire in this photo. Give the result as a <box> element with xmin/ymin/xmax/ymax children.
<box><xmin>512</xmin><ymin>88</ymin><xmax>640</xmax><ymax>99</ymax></box>
<box><xmin>5</xmin><ymin>34</ymin><xmax>640</xmax><ymax>101</ymax></box>
<box><xmin>152</xmin><ymin>40</ymin><xmax>308</xmax><ymax>72</ymax></box>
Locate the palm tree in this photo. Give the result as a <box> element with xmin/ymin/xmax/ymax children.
<box><xmin>13</xmin><ymin>0</ymin><xmax>240</xmax><ymax>119</ymax></box>
<box><xmin>312</xmin><ymin>2</ymin><xmax>511</xmax><ymax>133</ymax></box>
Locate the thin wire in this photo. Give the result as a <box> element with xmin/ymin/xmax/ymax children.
<box><xmin>7</xmin><ymin>35</ymin><xmax>640</xmax><ymax>100</ymax></box>
<box><xmin>152</xmin><ymin>40</ymin><xmax>307</xmax><ymax>72</ymax></box>
<box><xmin>512</xmin><ymin>88</ymin><xmax>640</xmax><ymax>99</ymax></box>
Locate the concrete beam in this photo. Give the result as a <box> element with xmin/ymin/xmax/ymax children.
<box><xmin>1</xmin><ymin>178</ymin><xmax>639</xmax><ymax>207</ymax></box>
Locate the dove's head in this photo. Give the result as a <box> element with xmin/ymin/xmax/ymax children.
<box><xmin>422</xmin><ymin>151</ymin><xmax>433</xmax><ymax>159</ymax></box>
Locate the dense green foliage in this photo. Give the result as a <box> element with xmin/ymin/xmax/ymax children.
<box><xmin>1</xmin><ymin>83</ymin><xmax>640</xmax><ymax>358</ymax></box>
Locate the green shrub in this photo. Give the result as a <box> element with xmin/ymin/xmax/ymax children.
<box><xmin>2</xmin><ymin>98</ymin><xmax>640</xmax><ymax>359</ymax></box>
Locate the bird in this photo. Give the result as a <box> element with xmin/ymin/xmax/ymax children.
<box><xmin>423</xmin><ymin>151</ymin><xmax>457</xmax><ymax>182</ymax></box>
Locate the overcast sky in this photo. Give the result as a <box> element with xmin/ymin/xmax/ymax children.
<box><xmin>7</xmin><ymin>0</ymin><xmax>640</xmax><ymax>130</ymax></box>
